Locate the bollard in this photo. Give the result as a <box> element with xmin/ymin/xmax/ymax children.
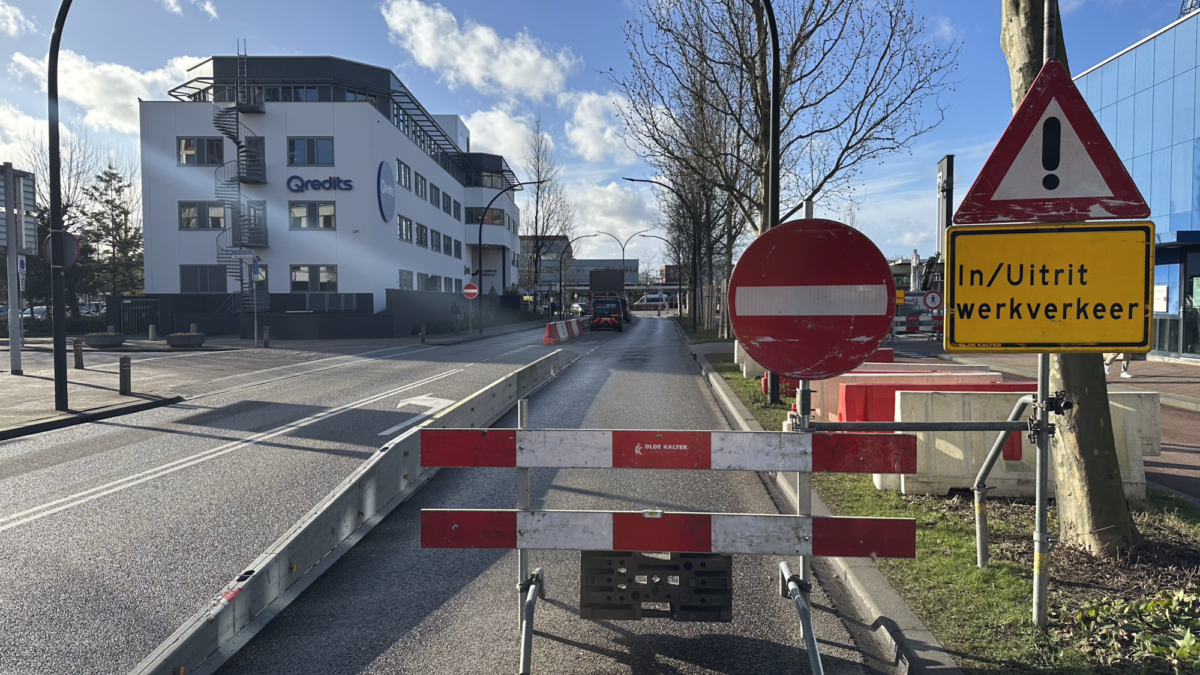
<box><xmin>73</xmin><ymin>339</ymin><xmax>84</xmax><ymax>370</ymax></box>
<box><xmin>118</xmin><ymin>356</ymin><xmax>131</xmax><ymax>396</ymax></box>
<box><xmin>262</xmin><ymin>325</ymin><xmax>270</xmax><ymax>348</ymax></box>
<box><xmin>421</xmin><ymin>324</ymin><xmax>426</xmax><ymax>343</ymax></box>
<box><xmin>107</xmin><ymin>325</ymin><xmax>115</xmax><ymax>333</ymax></box>
<box><xmin>190</xmin><ymin>323</ymin><xmax>197</xmax><ymax>334</ymax></box>
<box><xmin>148</xmin><ymin>324</ymin><xmax>157</xmax><ymax>341</ymax></box>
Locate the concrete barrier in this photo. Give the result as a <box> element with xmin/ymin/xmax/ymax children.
<box><xmin>131</xmin><ymin>349</ymin><xmax>579</xmax><ymax>675</ymax></box>
<box><xmin>734</xmin><ymin>340</ymin><xmax>766</xmax><ymax>378</ymax></box>
<box><xmin>812</xmin><ymin>372</ymin><xmax>1003</xmax><ymax>422</ymax></box>
<box><xmin>839</xmin><ymin>382</ymin><xmax>1037</xmax><ymax>423</ymax></box>
<box><xmin>874</xmin><ymin>390</ymin><xmax>1160</xmax><ymax>506</ymax></box>
<box><xmin>542</xmin><ymin>319</ymin><xmax>584</xmax><ymax>345</ymax></box>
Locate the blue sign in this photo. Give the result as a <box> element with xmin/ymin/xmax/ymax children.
<box><xmin>287</xmin><ymin>176</ymin><xmax>353</xmax><ymax>193</ymax></box>
<box><xmin>377</xmin><ymin>161</ymin><xmax>396</xmax><ymax>222</ymax></box>
<box><xmin>252</xmin><ymin>256</ymin><xmax>260</xmax><ymax>279</ymax></box>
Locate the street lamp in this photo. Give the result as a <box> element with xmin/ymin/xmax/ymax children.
<box><xmin>558</xmin><ymin>234</ymin><xmax>596</xmax><ymax>318</ymax></box>
<box><xmin>45</xmin><ymin>0</ymin><xmax>75</xmax><ymax>411</ymax></box>
<box><xmin>623</xmin><ymin>177</ymin><xmax>700</xmax><ymax>334</ymax></box>
<box><xmin>638</xmin><ymin>234</ymin><xmax>683</xmax><ymax>317</ymax></box>
<box><xmin>596</xmin><ymin>228</ymin><xmax>649</xmax><ymax>302</ymax></box>
<box><xmin>475</xmin><ymin>179</ymin><xmax>546</xmax><ymax>334</ymax></box>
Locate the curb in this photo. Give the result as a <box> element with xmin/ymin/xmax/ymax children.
<box><xmin>693</xmin><ymin>349</ymin><xmax>963</xmax><ymax>675</ymax></box>
<box><xmin>1148</xmin><ymin>480</ymin><xmax>1200</xmax><ymax>509</ymax></box>
<box><xmin>933</xmin><ymin>353</ymin><xmax>1200</xmax><ymax>413</ymax></box>
<box><xmin>0</xmin><ymin>395</ymin><xmax>182</xmax><ymax>442</ymax></box>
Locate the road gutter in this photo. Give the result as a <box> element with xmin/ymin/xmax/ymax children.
<box><xmin>693</xmin><ymin>349</ymin><xmax>963</xmax><ymax>675</ymax></box>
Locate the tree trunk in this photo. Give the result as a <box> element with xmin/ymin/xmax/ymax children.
<box><xmin>1000</xmin><ymin>0</ymin><xmax>1141</xmax><ymax>556</ymax></box>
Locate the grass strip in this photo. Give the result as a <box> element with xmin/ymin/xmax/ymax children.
<box><xmin>707</xmin><ymin>351</ymin><xmax>1200</xmax><ymax>673</ymax></box>
<box><xmin>671</xmin><ymin>315</ymin><xmax>734</xmax><ymax>344</ymax></box>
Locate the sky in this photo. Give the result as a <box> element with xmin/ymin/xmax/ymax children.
<box><xmin>0</xmin><ymin>0</ymin><xmax>1189</xmax><ymax>268</ymax></box>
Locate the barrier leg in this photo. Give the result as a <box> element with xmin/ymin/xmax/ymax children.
<box><xmin>779</xmin><ymin>561</ymin><xmax>824</xmax><ymax>675</ymax></box>
<box><xmin>518</xmin><ymin>568</ymin><xmax>545</xmax><ymax>675</ymax></box>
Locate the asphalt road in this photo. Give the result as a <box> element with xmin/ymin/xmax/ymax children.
<box><xmin>0</xmin><ymin>327</ymin><xmax>594</xmax><ymax>675</ymax></box>
<box><xmin>219</xmin><ymin>316</ymin><xmax>866</xmax><ymax>675</ymax></box>
<box><xmin>1147</xmin><ymin>405</ymin><xmax>1200</xmax><ymax>501</ymax></box>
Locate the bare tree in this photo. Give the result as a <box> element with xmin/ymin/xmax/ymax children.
<box><xmin>613</xmin><ymin>0</ymin><xmax>959</xmax><ymax>235</ymax></box>
<box><xmin>1000</xmin><ymin>0</ymin><xmax>1139</xmax><ymax>557</ymax></box>
<box><xmin>519</xmin><ymin>116</ymin><xmax>575</xmax><ymax>303</ymax></box>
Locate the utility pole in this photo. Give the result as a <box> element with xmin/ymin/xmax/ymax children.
<box><xmin>47</xmin><ymin>0</ymin><xmax>76</xmax><ymax>411</ymax></box>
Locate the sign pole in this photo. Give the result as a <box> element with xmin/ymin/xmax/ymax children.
<box><xmin>516</xmin><ymin>398</ymin><xmax>530</xmax><ymax>625</ymax></box>
<box><xmin>4</xmin><ymin>164</ymin><xmax>23</xmax><ymax>376</ymax></box>
<box><xmin>252</xmin><ymin>258</ymin><xmax>259</xmax><ymax>348</ymax></box>
<box><xmin>1033</xmin><ymin>353</ymin><xmax>1051</xmax><ymax>628</ymax></box>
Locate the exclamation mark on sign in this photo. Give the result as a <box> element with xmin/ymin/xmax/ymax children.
<box><xmin>1041</xmin><ymin>117</ymin><xmax>1061</xmax><ymax>191</ymax></box>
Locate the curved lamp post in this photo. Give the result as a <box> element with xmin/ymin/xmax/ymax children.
<box><xmin>557</xmin><ymin>234</ymin><xmax>596</xmax><ymax>318</ymax></box>
<box><xmin>475</xmin><ymin>179</ymin><xmax>545</xmax><ymax>334</ymax></box>
<box><xmin>596</xmin><ymin>229</ymin><xmax>649</xmax><ymax>301</ymax></box>
<box><xmin>46</xmin><ymin>0</ymin><xmax>75</xmax><ymax>410</ymax></box>
<box><xmin>638</xmin><ymin>234</ymin><xmax>684</xmax><ymax>317</ymax></box>
<box><xmin>623</xmin><ymin>177</ymin><xmax>700</xmax><ymax>333</ymax></box>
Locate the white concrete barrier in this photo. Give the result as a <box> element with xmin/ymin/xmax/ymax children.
<box><xmin>734</xmin><ymin>341</ymin><xmax>767</xmax><ymax>379</ymax></box>
<box><xmin>131</xmin><ymin>349</ymin><xmax>579</xmax><ymax>675</ymax></box>
<box><xmin>874</xmin><ymin>391</ymin><xmax>1159</xmax><ymax>507</ymax></box>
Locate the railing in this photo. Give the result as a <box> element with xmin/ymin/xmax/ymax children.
<box><xmin>304</xmin><ymin>293</ymin><xmax>357</xmax><ymax>312</ymax></box>
<box><xmin>232</xmin><ymin>220</ymin><xmax>268</xmax><ymax>248</ymax></box>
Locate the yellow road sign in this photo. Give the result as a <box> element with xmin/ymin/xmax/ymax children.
<box><xmin>945</xmin><ymin>221</ymin><xmax>1153</xmax><ymax>353</ymax></box>
<box><xmin>895</xmin><ymin>290</ymin><xmax>905</xmax><ymax>305</ymax></box>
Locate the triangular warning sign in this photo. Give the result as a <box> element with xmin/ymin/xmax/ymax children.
<box><xmin>954</xmin><ymin>59</ymin><xmax>1148</xmax><ymax>224</ymax></box>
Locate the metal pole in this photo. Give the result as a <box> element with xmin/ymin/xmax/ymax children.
<box><xmin>4</xmin><ymin>163</ymin><xmax>23</xmax><ymax>376</ymax></box>
<box><xmin>516</xmin><ymin>398</ymin><xmax>530</xmax><ymax>625</ymax></box>
<box><xmin>795</xmin><ymin>383</ymin><xmax>812</xmax><ymax>629</ymax></box>
<box><xmin>975</xmin><ymin>395</ymin><xmax>1035</xmax><ymax>568</ymax></box>
<box><xmin>809</xmin><ymin>420</ymin><xmax>1029</xmax><ymax>433</ymax></box>
<box><xmin>1032</xmin><ymin>354</ymin><xmax>1051</xmax><ymax>628</ymax></box>
<box><xmin>252</xmin><ymin>260</ymin><xmax>259</xmax><ymax>347</ymax></box>
<box><xmin>518</xmin><ymin>568</ymin><xmax>544</xmax><ymax>675</ymax></box>
<box><xmin>780</xmin><ymin>561</ymin><xmax>824</xmax><ymax>675</ymax></box>
<box><xmin>48</xmin><ymin>0</ymin><xmax>75</xmax><ymax>411</ymax></box>
<box><xmin>477</xmin><ymin>180</ymin><xmax>545</xmax><ymax>334</ymax></box>
<box><xmin>1044</xmin><ymin>0</ymin><xmax>1057</xmax><ymax>63</ymax></box>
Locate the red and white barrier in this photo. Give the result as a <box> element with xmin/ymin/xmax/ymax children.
<box><xmin>421</xmin><ymin>509</ymin><xmax>916</xmax><ymax>558</ymax></box>
<box><xmin>892</xmin><ymin>314</ymin><xmax>944</xmax><ymax>334</ymax></box>
<box><xmin>542</xmin><ymin>318</ymin><xmax>584</xmax><ymax>345</ymax></box>
<box><xmin>421</xmin><ymin>429</ymin><xmax>916</xmax><ymax>474</ymax></box>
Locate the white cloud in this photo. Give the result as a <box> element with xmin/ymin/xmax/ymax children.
<box><xmin>462</xmin><ymin>109</ymin><xmax>544</xmax><ymax>167</ymax></box>
<box><xmin>0</xmin><ymin>101</ymin><xmax>44</xmax><ymax>163</ymax></box>
<box><xmin>380</xmin><ymin>0</ymin><xmax>574</xmax><ymax>100</ymax></box>
<box><xmin>156</xmin><ymin>0</ymin><xmax>182</xmax><ymax>15</ymax></box>
<box><xmin>558</xmin><ymin>91</ymin><xmax>637</xmax><ymax>165</ymax></box>
<box><xmin>932</xmin><ymin>17</ymin><xmax>957</xmax><ymax>42</ymax></box>
<box><xmin>194</xmin><ymin>0</ymin><xmax>217</xmax><ymax>19</ymax></box>
<box><xmin>9</xmin><ymin>51</ymin><xmax>202</xmax><ymax>135</ymax></box>
<box><xmin>565</xmin><ymin>181</ymin><xmax>660</xmax><ymax>259</ymax></box>
<box><xmin>0</xmin><ymin>0</ymin><xmax>34</xmax><ymax>36</ymax></box>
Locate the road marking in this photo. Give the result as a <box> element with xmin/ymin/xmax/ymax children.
<box><xmin>378</xmin><ymin>396</ymin><xmax>456</xmax><ymax>436</ymax></box>
<box><xmin>0</xmin><ymin>369</ymin><xmax>463</xmax><ymax>532</ymax></box>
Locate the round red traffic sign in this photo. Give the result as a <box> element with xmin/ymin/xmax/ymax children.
<box><xmin>463</xmin><ymin>283</ymin><xmax>479</xmax><ymax>300</ymax></box>
<box><xmin>728</xmin><ymin>219</ymin><xmax>895</xmax><ymax>380</ymax></box>
<box><xmin>42</xmin><ymin>232</ymin><xmax>81</xmax><ymax>269</ymax></box>
<box><xmin>921</xmin><ymin>290</ymin><xmax>944</xmax><ymax>312</ymax></box>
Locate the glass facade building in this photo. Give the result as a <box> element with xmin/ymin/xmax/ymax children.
<box><xmin>1077</xmin><ymin>10</ymin><xmax>1200</xmax><ymax>356</ymax></box>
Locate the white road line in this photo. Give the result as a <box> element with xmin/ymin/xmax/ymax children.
<box><xmin>0</xmin><ymin>369</ymin><xmax>463</xmax><ymax>532</ymax></box>
<box><xmin>377</xmin><ymin>396</ymin><xmax>456</xmax><ymax>437</ymax></box>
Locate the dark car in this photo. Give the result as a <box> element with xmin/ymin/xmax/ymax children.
<box><xmin>618</xmin><ymin>298</ymin><xmax>632</xmax><ymax>323</ymax></box>
<box><xmin>590</xmin><ymin>298</ymin><xmax>623</xmax><ymax>332</ymax></box>
<box><xmin>570</xmin><ymin>302</ymin><xmax>592</xmax><ymax>317</ymax></box>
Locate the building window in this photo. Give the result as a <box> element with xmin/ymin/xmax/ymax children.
<box><xmin>397</xmin><ymin>160</ymin><xmax>411</xmax><ymax>190</ymax></box>
<box><xmin>180</xmin><ymin>265</ymin><xmax>227</xmax><ymax>293</ymax></box>
<box><xmin>178</xmin><ymin>138</ymin><xmax>224</xmax><ymax>165</ymax></box>
<box><xmin>454</xmin><ymin>239</ymin><xmax>462</xmax><ymax>259</ymax></box>
<box><xmin>178</xmin><ymin>201</ymin><xmax>227</xmax><ymax>229</ymax></box>
<box><xmin>428</xmin><ymin>275</ymin><xmax>442</xmax><ymax>292</ymax></box>
<box><xmin>398</xmin><ymin>215</ymin><xmax>413</xmax><ymax>242</ymax></box>
<box><xmin>415</xmin><ymin>173</ymin><xmax>427</xmax><ymax>199</ymax></box>
<box><xmin>442</xmin><ymin>193</ymin><xmax>452</xmax><ymax>216</ymax></box>
<box><xmin>289</xmin><ymin>202</ymin><xmax>336</xmax><ymax>229</ymax></box>
<box><xmin>465</xmin><ymin>207</ymin><xmax>504</xmax><ymax>225</ymax></box>
<box><xmin>417</xmin><ymin>272</ymin><xmax>429</xmax><ymax>290</ymax></box>
<box><xmin>288</xmin><ymin>138</ymin><xmax>334</xmax><ymax>166</ymax></box>
<box><xmin>455</xmin><ymin>278</ymin><xmax>463</xmax><ymax>293</ymax></box>
<box><xmin>443</xmin><ymin>234</ymin><xmax>453</xmax><ymax>257</ymax></box>
<box><xmin>430</xmin><ymin>184</ymin><xmax>441</xmax><ymax>208</ymax></box>
<box><xmin>416</xmin><ymin>223</ymin><xmax>429</xmax><ymax>247</ymax></box>
<box><xmin>431</xmin><ymin>229</ymin><xmax>442</xmax><ymax>253</ymax></box>
<box><xmin>453</xmin><ymin>200</ymin><xmax>461</xmax><ymax>221</ymax></box>
<box><xmin>290</xmin><ymin>265</ymin><xmax>337</xmax><ymax>292</ymax></box>
<box><xmin>398</xmin><ymin>269</ymin><xmax>414</xmax><ymax>290</ymax></box>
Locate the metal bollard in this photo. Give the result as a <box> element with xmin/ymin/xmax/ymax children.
<box><xmin>148</xmin><ymin>324</ymin><xmax>157</xmax><ymax>341</ymax></box>
<box><xmin>190</xmin><ymin>323</ymin><xmax>197</xmax><ymax>334</ymax></box>
<box><xmin>73</xmin><ymin>339</ymin><xmax>84</xmax><ymax>370</ymax></box>
<box><xmin>421</xmin><ymin>324</ymin><xmax>426</xmax><ymax>343</ymax></box>
<box><xmin>107</xmin><ymin>325</ymin><xmax>115</xmax><ymax>333</ymax></box>
<box><xmin>118</xmin><ymin>356</ymin><xmax>131</xmax><ymax>396</ymax></box>
<box><xmin>262</xmin><ymin>325</ymin><xmax>270</xmax><ymax>348</ymax></box>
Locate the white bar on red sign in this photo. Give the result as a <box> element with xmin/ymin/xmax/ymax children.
<box><xmin>530</xmin><ymin>510</ymin><xmax>811</xmax><ymax>555</ymax></box>
<box><xmin>734</xmin><ymin>285</ymin><xmax>888</xmax><ymax>316</ymax></box>
<box><xmin>510</xmin><ymin>430</ymin><xmax>811</xmax><ymax>472</ymax></box>
<box><xmin>518</xmin><ymin>430</ymin><xmax>614</xmax><ymax>468</ymax></box>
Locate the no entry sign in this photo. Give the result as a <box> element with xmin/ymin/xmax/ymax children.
<box><xmin>463</xmin><ymin>283</ymin><xmax>479</xmax><ymax>300</ymax></box>
<box><xmin>728</xmin><ymin>219</ymin><xmax>895</xmax><ymax>380</ymax></box>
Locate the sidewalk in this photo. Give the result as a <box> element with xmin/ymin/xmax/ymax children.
<box><xmin>0</xmin><ymin>319</ymin><xmax>550</xmax><ymax>441</ymax></box>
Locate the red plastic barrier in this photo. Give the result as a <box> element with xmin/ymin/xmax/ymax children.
<box><xmin>838</xmin><ymin>381</ymin><xmax>1035</xmax><ymax>460</ymax></box>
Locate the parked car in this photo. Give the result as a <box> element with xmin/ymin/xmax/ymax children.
<box><xmin>570</xmin><ymin>302</ymin><xmax>592</xmax><ymax>317</ymax></box>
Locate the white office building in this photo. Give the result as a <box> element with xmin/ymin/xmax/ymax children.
<box><xmin>138</xmin><ymin>54</ymin><xmax>521</xmax><ymax>338</ymax></box>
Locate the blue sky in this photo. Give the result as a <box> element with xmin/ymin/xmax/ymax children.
<box><xmin>0</xmin><ymin>0</ymin><xmax>1187</xmax><ymax>266</ymax></box>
